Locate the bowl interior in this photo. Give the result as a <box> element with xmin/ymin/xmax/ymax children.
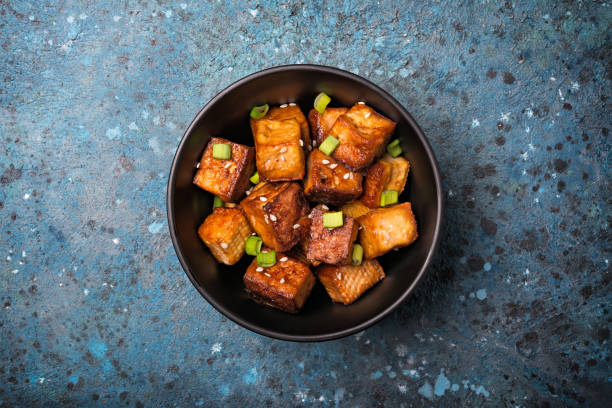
<box><xmin>168</xmin><ymin>66</ymin><xmax>442</xmax><ymax>341</ymax></box>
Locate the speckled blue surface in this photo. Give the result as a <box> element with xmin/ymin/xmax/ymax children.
<box><xmin>1</xmin><ymin>1</ymin><xmax>610</xmax><ymax>406</ymax></box>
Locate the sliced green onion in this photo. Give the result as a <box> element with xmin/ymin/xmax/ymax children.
<box><xmin>323</xmin><ymin>211</ymin><xmax>344</xmax><ymax>228</ymax></box>
<box><xmin>380</xmin><ymin>190</ymin><xmax>398</xmax><ymax>207</ymax></box>
<box><xmin>245</xmin><ymin>236</ymin><xmax>263</xmax><ymax>256</ymax></box>
<box><xmin>351</xmin><ymin>244</ymin><xmax>363</xmax><ymax>266</ymax></box>
<box><xmin>256</xmin><ymin>250</ymin><xmax>276</xmax><ymax>267</ymax></box>
<box><xmin>318</xmin><ymin>135</ymin><xmax>340</xmax><ymax>156</ymax></box>
<box><xmin>314</xmin><ymin>92</ymin><xmax>331</xmax><ymax>113</ymax></box>
<box><xmin>212</xmin><ymin>143</ymin><xmax>232</xmax><ymax>159</ymax></box>
<box><xmin>250</xmin><ymin>104</ymin><xmax>269</xmax><ymax>119</ymax></box>
<box><xmin>213</xmin><ymin>196</ymin><xmax>225</xmax><ymax>209</ymax></box>
<box><xmin>249</xmin><ymin>171</ymin><xmax>260</xmax><ymax>184</ymax></box>
<box><xmin>387</xmin><ymin>139</ymin><xmax>402</xmax><ymax>157</ymax></box>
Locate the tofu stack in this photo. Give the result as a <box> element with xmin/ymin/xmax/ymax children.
<box><xmin>192</xmin><ymin>98</ymin><xmax>419</xmax><ymax>312</ymax></box>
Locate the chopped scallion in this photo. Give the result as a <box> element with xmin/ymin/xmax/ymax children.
<box><xmin>387</xmin><ymin>139</ymin><xmax>402</xmax><ymax>157</ymax></box>
<box><xmin>323</xmin><ymin>211</ymin><xmax>344</xmax><ymax>228</ymax></box>
<box><xmin>212</xmin><ymin>143</ymin><xmax>232</xmax><ymax>160</ymax></box>
<box><xmin>256</xmin><ymin>250</ymin><xmax>276</xmax><ymax>267</ymax></box>
<box><xmin>314</xmin><ymin>92</ymin><xmax>331</xmax><ymax>113</ymax></box>
<box><xmin>380</xmin><ymin>190</ymin><xmax>398</xmax><ymax>207</ymax></box>
<box><xmin>213</xmin><ymin>196</ymin><xmax>225</xmax><ymax>209</ymax></box>
<box><xmin>351</xmin><ymin>244</ymin><xmax>363</xmax><ymax>266</ymax></box>
<box><xmin>318</xmin><ymin>135</ymin><xmax>340</xmax><ymax>156</ymax></box>
<box><xmin>250</xmin><ymin>104</ymin><xmax>269</xmax><ymax>119</ymax></box>
<box><xmin>249</xmin><ymin>171</ymin><xmax>260</xmax><ymax>184</ymax></box>
<box><xmin>245</xmin><ymin>236</ymin><xmax>263</xmax><ymax>256</ymax></box>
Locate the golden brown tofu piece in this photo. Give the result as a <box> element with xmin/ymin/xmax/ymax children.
<box><xmin>340</xmin><ymin>201</ymin><xmax>372</xmax><ymax>219</ymax></box>
<box><xmin>317</xmin><ymin>260</ymin><xmax>385</xmax><ymax>305</ymax></box>
<box><xmin>308</xmin><ymin>107</ymin><xmax>348</xmax><ymax>147</ymax></box>
<box><xmin>289</xmin><ymin>230</ymin><xmax>321</xmax><ymax>267</ymax></box>
<box><xmin>303</xmin><ymin>149</ymin><xmax>363</xmax><ymax>205</ymax></box>
<box><xmin>243</xmin><ymin>254</ymin><xmax>315</xmax><ymax>313</ymax></box>
<box><xmin>306</xmin><ymin>206</ymin><xmax>359</xmax><ymax>265</ymax></box>
<box><xmin>240</xmin><ymin>182</ymin><xmax>310</xmax><ymax>252</ymax></box>
<box><xmin>329</xmin><ymin>104</ymin><xmax>396</xmax><ymax>170</ymax></box>
<box><xmin>358</xmin><ymin>202</ymin><xmax>418</xmax><ymax>258</ymax></box>
<box><xmin>267</xmin><ymin>105</ymin><xmax>310</xmax><ymax>149</ymax></box>
<box><xmin>197</xmin><ymin>207</ymin><xmax>253</xmax><ymax>265</ymax></box>
<box><xmin>193</xmin><ymin>137</ymin><xmax>255</xmax><ymax>202</ymax></box>
<box><xmin>250</xmin><ymin>117</ymin><xmax>305</xmax><ymax>181</ymax></box>
<box><xmin>361</xmin><ymin>154</ymin><xmax>410</xmax><ymax>208</ymax></box>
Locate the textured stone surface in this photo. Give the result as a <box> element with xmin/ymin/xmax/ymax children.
<box><xmin>1</xmin><ymin>1</ymin><xmax>610</xmax><ymax>406</ymax></box>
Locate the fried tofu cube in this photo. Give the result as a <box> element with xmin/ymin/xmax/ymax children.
<box><xmin>308</xmin><ymin>107</ymin><xmax>348</xmax><ymax>147</ymax></box>
<box><xmin>267</xmin><ymin>105</ymin><xmax>311</xmax><ymax>150</ymax></box>
<box><xmin>289</xmin><ymin>230</ymin><xmax>321</xmax><ymax>267</ymax></box>
<box><xmin>306</xmin><ymin>206</ymin><xmax>359</xmax><ymax>265</ymax></box>
<box><xmin>250</xmin><ymin>117</ymin><xmax>305</xmax><ymax>181</ymax></box>
<box><xmin>328</xmin><ymin>104</ymin><xmax>396</xmax><ymax>170</ymax></box>
<box><xmin>303</xmin><ymin>149</ymin><xmax>363</xmax><ymax>205</ymax></box>
<box><xmin>193</xmin><ymin>137</ymin><xmax>255</xmax><ymax>202</ymax></box>
<box><xmin>243</xmin><ymin>254</ymin><xmax>315</xmax><ymax>313</ymax></box>
<box><xmin>340</xmin><ymin>201</ymin><xmax>372</xmax><ymax>219</ymax></box>
<box><xmin>317</xmin><ymin>260</ymin><xmax>385</xmax><ymax>305</ymax></box>
<box><xmin>358</xmin><ymin>202</ymin><xmax>418</xmax><ymax>258</ymax></box>
<box><xmin>361</xmin><ymin>154</ymin><xmax>410</xmax><ymax>208</ymax></box>
<box><xmin>197</xmin><ymin>207</ymin><xmax>253</xmax><ymax>265</ymax></box>
<box><xmin>240</xmin><ymin>182</ymin><xmax>310</xmax><ymax>252</ymax></box>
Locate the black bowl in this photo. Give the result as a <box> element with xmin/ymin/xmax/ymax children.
<box><xmin>167</xmin><ymin>65</ymin><xmax>443</xmax><ymax>341</ymax></box>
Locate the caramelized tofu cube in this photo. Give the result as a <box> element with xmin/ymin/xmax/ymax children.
<box><xmin>250</xmin><ymin>117</ymin><xmax>305</xmax><ymax>181</ymax></box>
<box><xmin>358</xmin><ymin>202</ymin><xmax>418</xmax><ymax>258</ymax></box>
<box><xmin>193</xmin><ymin>137</ymin><xmax>255</xmax><ymax>202</ymax></box>
<box><xmin>289</xmin><ymin>231</ymin><xmax>321</xmax><ymax>267</ymax></box>
<box><xmin>306</xmin><ymin>207</ymin><xmax>359</xmax><ymax>265</ymax></box>
<box><xmin>340</xmin><ymin>201</ymin><xmax>372</xmax><ymax>219</ymax></box>
<box><xmin>267</xmin><ymin>105</ymin><xmax>311</xmax><ymax>149</ymax></box>
<box><xmin>243</xmin><ymin>254</ymin><xmax>315</xmax><ymax>313</ymax></box>
<box><xmin>361</xmin><ymin>154</ymin><xmax>410</xmax><ymax>208</ymax></box>
<box><xmin>329</xmin><ymin>104</ymin><xmax>396</xmax><ymax>170</ymax></box>
<box><xmin>308</xmin><ymin>107</ymin><xmax>348</xmax><ymax>147</ymax></box>
<box><xmin>303</xmin><ymin>149</ymin><xmax>363</xmax><ymax>205</ymax></box>
<box><xmin>240</xmin><ymin>182</ymin><xmax>310</xmax><ymax>252</ymax></box>
<box><xmin>317</xmin><ymin>260</ymin><xmax>385</xmax><ymax>305</ymax></box>
<box><xmin>197</xmin><ymin>207</ymin><xmax>253</xmax><ymax>265</ymax></box>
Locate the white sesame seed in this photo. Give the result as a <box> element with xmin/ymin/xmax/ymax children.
<box><xmin>269</xmin><ymin>214</ymin><xmax>277</xmax><ymax>221</ymax></box>
<box><xmin>337</xmin><ymin>273</ymin><xmax>342</xmax><ymax>280</ymax></box>
<box><xmin>264</xmin><ymin>214</ymin><xmax>269</xmax><ymax>224</ymax></box>
<box><xmin>308</xmin><ymin>213</ymin><xmax>314</xmax><ymax>219</ymax></box>
<box><xmin>343</xmin><ymin>173</ymin><xmax>350</xmax><ymax>179</ymax></box>
<box><xmin>280</xmin><ymin>278</ymin><xmax>285</xmax><ymax>283</ymax></box>
<box><xmin>312</xmin><ymin>140</ymin><xmax>317</xmax><ymax>147</ymax></box>
<box><xmin>251</xmin><ymin>232</ymin><xmax>256</xmax><ymax>236</ymax></box>
<box><xmin>299</xmin><ymin>139</ymin><xmax>304</xmax><ymax>146</ymax></box>
<box><xmin>357</xmin><ymin>101</ymin><xmax>365</xmax><ymax>105</ymax></box>
<box><xmin>256</xmin><ymin>267</ymin><xmax>263</xmax><ymax>272</ymax></box>
<box><xmin>259</xmin><ymin>196</ymin><xmax>267</xmax><ymax>202</ymax></box>
<box><xmin>196</xmin><ymin>162</ymin><xmax>200</xmax><ymax>168</ymax></box>
<box><xmin>321</xmin><ymin>205</ymin><xmax>329</xmax><ymax>210</ymax></box>
<box><xmin>329</xmin><ymin>163</ymin><xmax>338</xmax><ymax>169</ymax></box>
<box><xmin>349</xmin><ymin>173</ymin><xmax>353</xmax><ymax>179</ymax></box>
<box><xmin>322</xmin><ymin>159</ymin><xmax>330</xmax><ymax>165</ymax></box>
<box><xmin>280</xmin><ymin>104</ymin><xmax>288</xmax><ymax>108</ymax></box>
<box><xmin>220</xmin><ymin>242</ymin><xmax>228</xmax><ymax>249</ymax></box>
<box><xmin>224</xmin><ymin>162</ymin><xmax>231</xmax><ymax>169</ymax></box>
<box><xmin>364</xmin><ymin>112</ymin><xmax>371</xmax><ymax>119</ymax></box>
<box><xmin>280</xmin><ymin>147</ymin><xmax>287</xmax><ymax>153</ymax></box>
<box><xmin>293</xmin><ymin>223</ymin><xmax>300</xmax><ymax>229</ymax></box>
<box><xmin>289</xmin><ymin>103</ymin><xmax>297</xmax><ymax>106</ymax></box>
<box><xmin>280</xmin><ymin>257</ymin><xmax>288</xmax><ymax>262</ymax></box>
<box><xmin>264</xmin><ymin>272</ymin><xmax>271</xmax><ymax>277</ymax></box>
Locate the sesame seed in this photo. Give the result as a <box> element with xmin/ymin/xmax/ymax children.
<box><xmin>329</xmin><ymin>163</ymin><xmax>338</xmax><ymax>169</ymax></box>
<box><xmin>280</xmin><ymin>257</ymin><xmax>288</xmax><ymax>262</ymax></box>
<box><xmin>196</xmin><ymin>162</ymin><xmax>200</xmax><ymax>168</ymax></box>
<box><xmin>280</xmin><ymin>147</ymin><xmax>287</xmax><ymax>153</ymax></box>
<box><xmin>337</xmin><ymin>273</ymin><xmax>342</xmax><ymax>280</ymax></box>
<box><xmin>264</xmin><ymin>272</ymin><xmax>271</xmax><ymax>277</ymax></box>
<box><xmin>220</xmin><ymin>242</ymin><xmax>228</xmax><ymax>249</ymax></box>
<box><xmin>299</xmin><ymin>139</ymin><xmax>304</xmax><ymax>146</ymax></box>
<box><xmin>264</xmin><ymin>214</ymin><xmax>269</xmax><ymax>224</ymax></box>
<box><xmin>289</xmin><ymin>102</ymin><xmax>297</xmax><ymax>106</ymax></box>
<box><xmin>224</xmin><ymin>162</ymin><xmax>231</xmax><ymax>169</ymax></box>
<box><xmin>256</xmin><ymin>267</ymin><xmax>263</xmax><ymax>272</ymax></box>
<box><xmin>269</xmin><ymin>214</ymin><xmax>277</xmax><ymax>221</ymax></box>
<box><xmin>343</xmin><ymin>173</ymin><xmax>350</xmax><ymax>179</ymax></box>
<box><xmin>293</xmin><ymin>223</ymin><xmax>300</xmax><ymax>229</ymax></box>
<box><xmin>251</xmin><ymin>232</ymin><xmax>257</xmax><ymax>236</ymax></box>
<box><xmin>308</xmin><ymin>213</ymin><xmax>314</xmax><ymax>219</ymax></box>
<box><xmin>357</xmin><ymin>101</ymin><xmax>365</xmax><ymax>105</ymax></box>
<box><xmin>259</xmin><ymin>196</ymin><xmax>267</xmax><ymax>202</ymax></box>
<box><xmin>280</xmin><ymin>278</ymin><xmax>285</xmax><ymax>283</ymax></box>
<box><xmin>322</xmin><ymin>159</ymin><xmax>330</xmax><ymax>165</ymax></box>
<box><xmin>349</xmin><ymin>173</ymin><xmax>353</xmax><ymax>179</ymax></box>
<box><xmin>312</xmin><ymin>140</ymin><xmax>317</xmax><ymax>147</ymax></box>
<box><xmin>321</xmin><ymin>204</ymin><xmax>329</xmax><ymax>210</ymax></box>
<box><xmin>364</xmin><ymin>112</ymin><xmax>371</xmax><ymax>119</ymax></box>
<box><xmin>280</xmin><ymin>104</ymin><xmax>288</xmax><ymax>108</ymax></box>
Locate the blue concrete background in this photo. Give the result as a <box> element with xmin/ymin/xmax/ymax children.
<box><xmin>1</xmin><ymin>0</ymin><xmax>610</xmax><ymax>406</ymax></box>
